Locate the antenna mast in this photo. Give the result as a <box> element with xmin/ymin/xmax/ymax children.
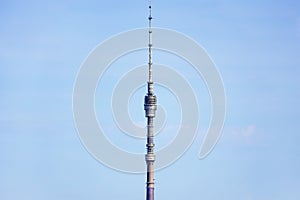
<box><xmin>144</xmin><ymin>1</ymin><xmax>157</xmax><ymax>200</ymax></box>
<box><xmin>148</xmin><ymin>0</ymin><xmax>153</xmax><ymax>85</ymax></box>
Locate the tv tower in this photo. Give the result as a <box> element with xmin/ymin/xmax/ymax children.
<box><xmin>144</xmin><ymin>1</ymin><xmax>157</xmax><ymax>200</ymax></box>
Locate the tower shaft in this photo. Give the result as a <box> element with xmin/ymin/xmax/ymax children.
<box><xmin>144</xmin><ymin>3</ymin><xmax>156</xmax><ymax>200</ymax></box>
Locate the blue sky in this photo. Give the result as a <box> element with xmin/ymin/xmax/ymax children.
<box><xmin>1</xmin><ymin>0</ymin><xmax>300</xmax><ymax>199</ymax></box>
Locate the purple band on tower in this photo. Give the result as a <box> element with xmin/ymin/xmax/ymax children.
<box><xmin>147</xmin><ymin>187</ymin><xmax>154</xmax><ymax>200</ymax></box>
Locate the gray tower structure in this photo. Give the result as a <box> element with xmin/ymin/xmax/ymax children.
<box><xmin>144</xmin><ymin>3</ymin><xmax>157</xmax><ymax>200</ymax></box>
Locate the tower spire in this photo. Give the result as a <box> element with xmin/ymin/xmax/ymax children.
<box><xmin>144</xmin><ymin>1</ymin><xmax>157</xmax><ymax>200</ymax></box>
<box><xmin>148</xmin><ymin>1</ymin><xmax>153</xmax><ymax>92</ymax></box>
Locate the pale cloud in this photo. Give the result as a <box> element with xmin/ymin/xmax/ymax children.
<box><xmin>231</xmin><ymin>125</ymin><xmax>256</xmax><ymax>138</ymax></box>
<box><xmin>226</xmin><ymin>124</ymin><xmax>266</xmax><ymax>146</ymax></box>
<box><xmin>241</xmin><ymin>125</ymin><xmax>256</xmax><ymax>138</ymax></box>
